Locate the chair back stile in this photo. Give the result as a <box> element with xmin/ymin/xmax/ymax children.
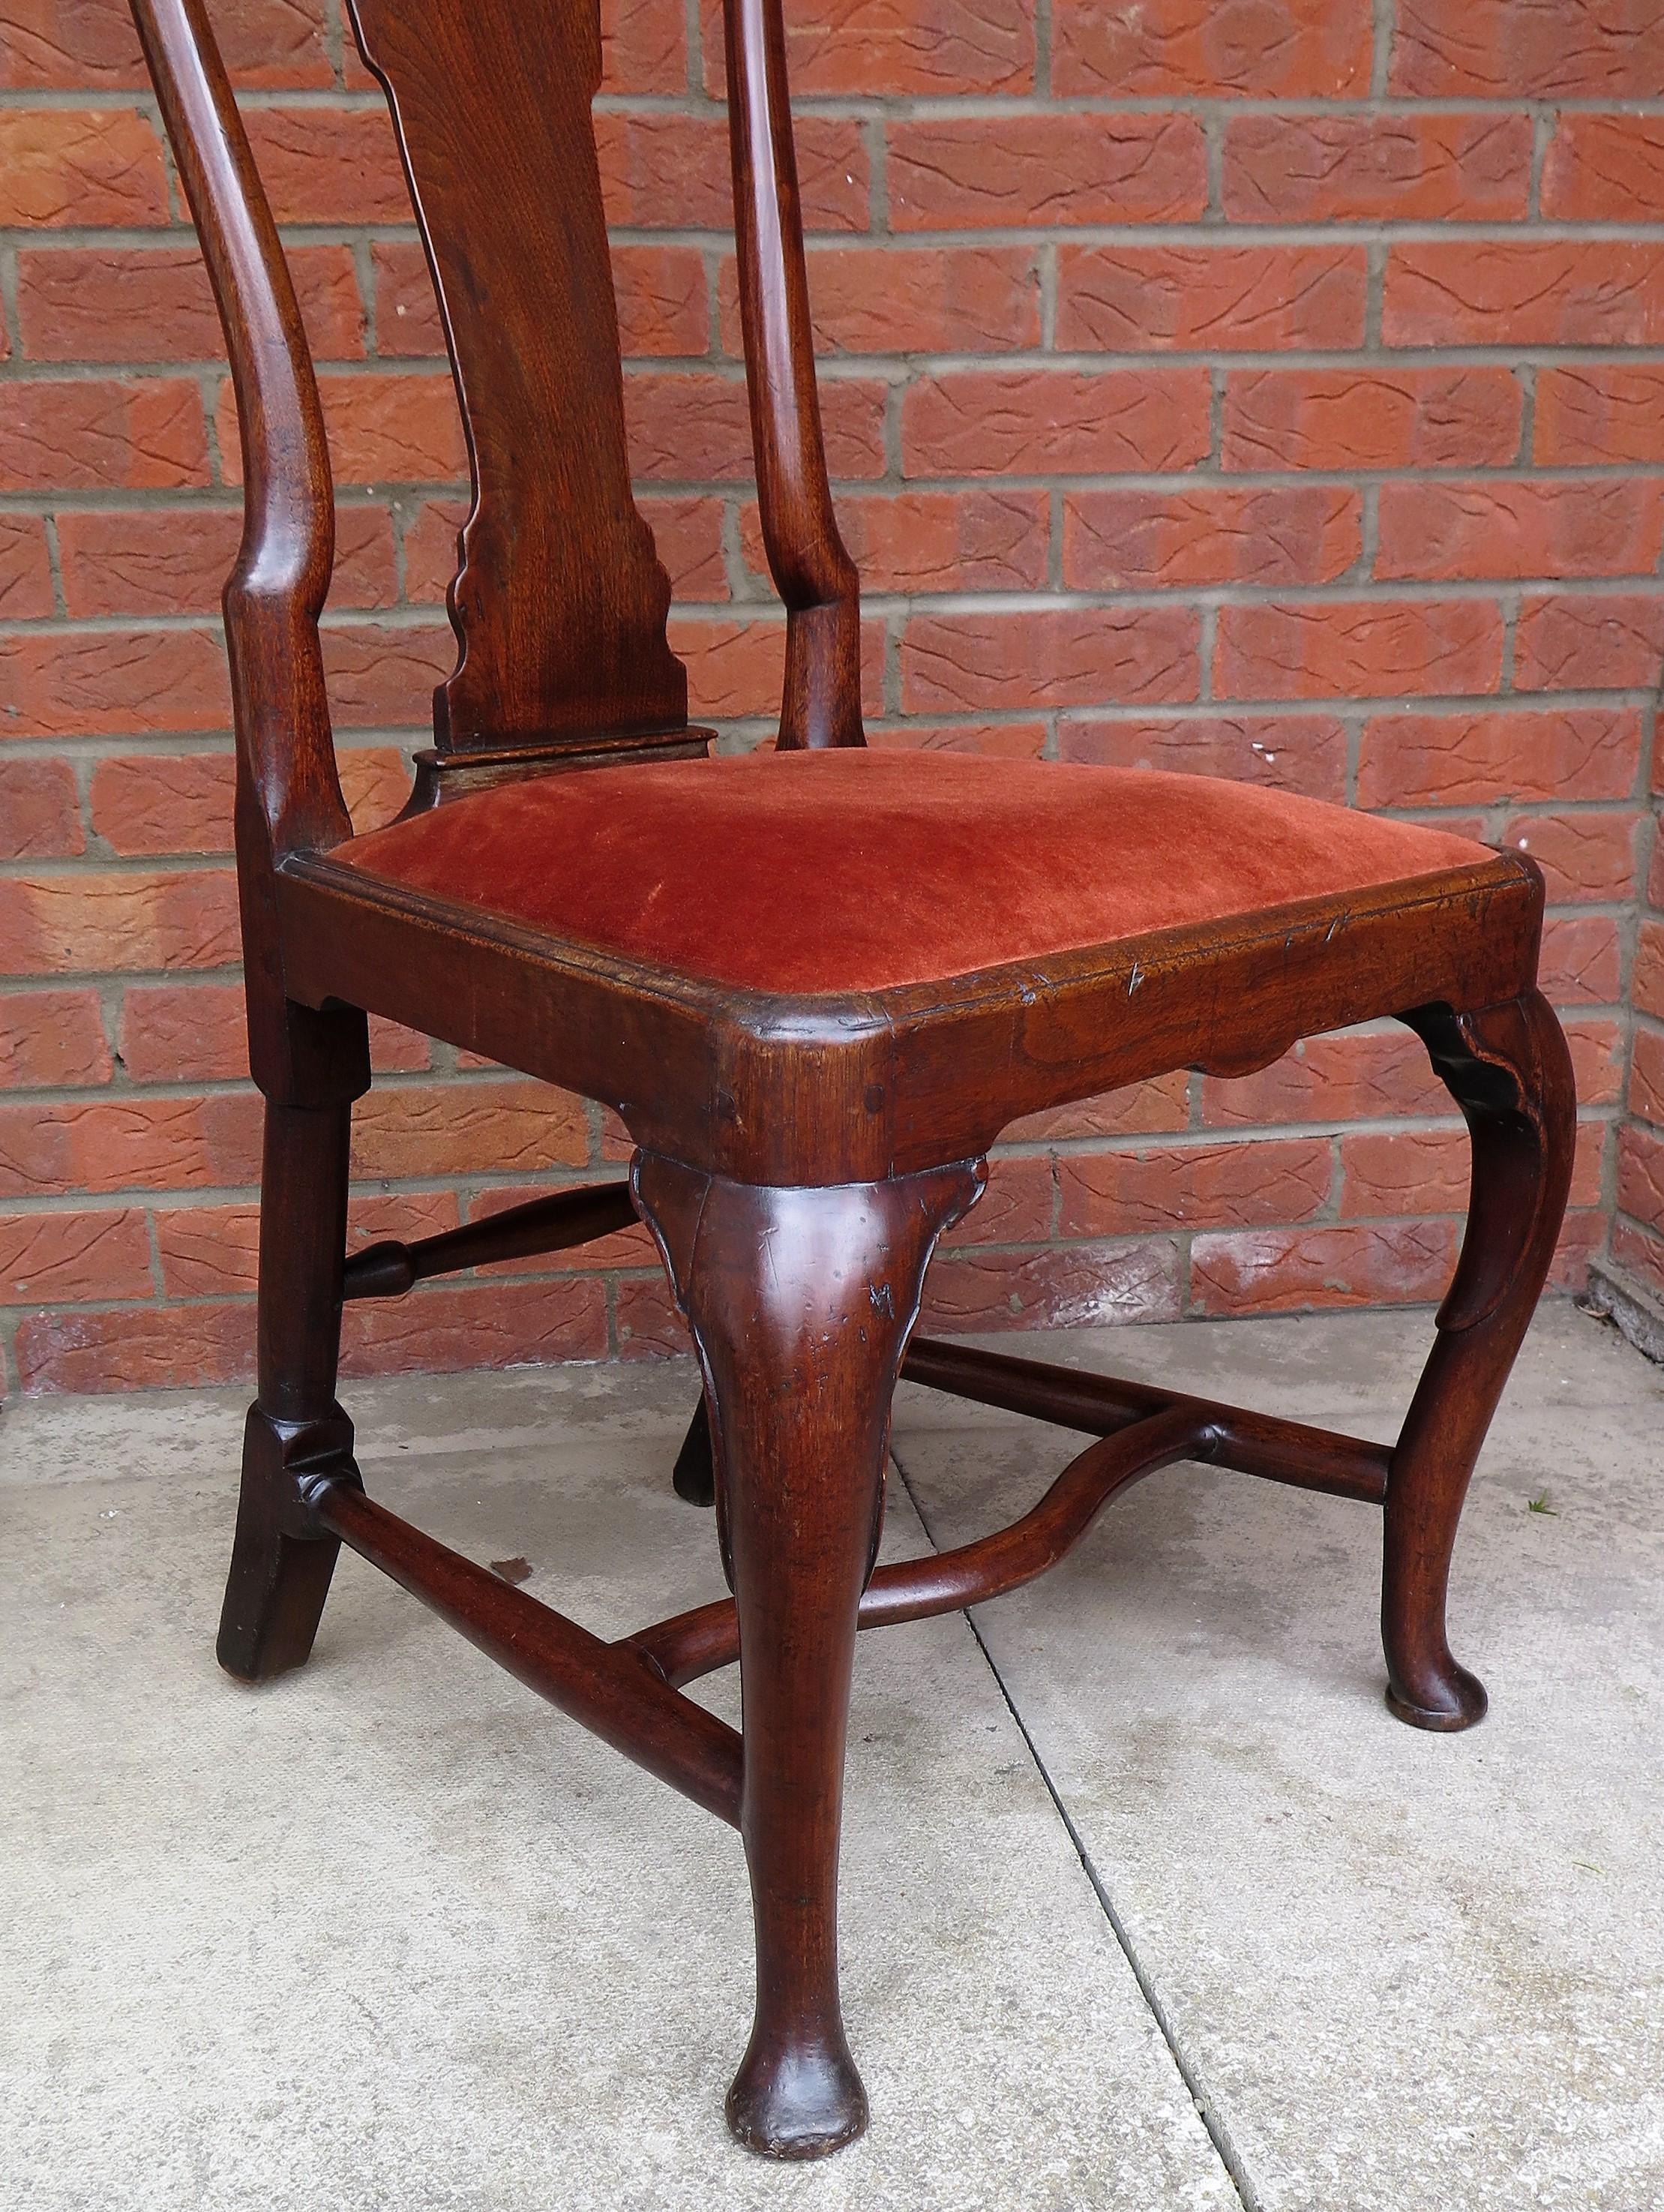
<box><xmin>131</xmin><ymin>0</ymin><xmax>367</xmax><ymax>1103</ymax></box>
<box><xmin>130</xmin><ymin>0</ymin><xmax>343</xmax><ymax>853</ymax></box>
<box><xmin>723</xmin><ymin>0</ymin><xmax>865</xmax><ymax>748</ymax></box>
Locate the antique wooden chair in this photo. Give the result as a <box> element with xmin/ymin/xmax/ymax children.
<box><xmin>134</xmin><ymin>0</ymin><xmax>1576</xmax><ymax>2161</ymax></box>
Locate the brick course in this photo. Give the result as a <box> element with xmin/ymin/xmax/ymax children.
<box><xmin>0</xmin><ymin>0</ymin><xmax>1659</xmax><ymax>1391</ymax></box>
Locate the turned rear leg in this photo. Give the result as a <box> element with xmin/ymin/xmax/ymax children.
<box><xmin>1384</xmin><ymin>990</ymin><xmax>1576</xmax><ymax>1730</ymax></box>
<box><xmin>217</xmin><ymin>1092</ymin><xmax>361</xmax><ymax>1681</ymax></box>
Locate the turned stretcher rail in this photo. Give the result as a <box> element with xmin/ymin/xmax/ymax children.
<box><xmin>901</xmin><ymin>1336</ymin><xmax>1392</xmax><ymax>1502</ymax></box>
<box><xmin>342</xmin><ymin>1181</ymin><xmax>637</xmax><ymax>1299</ymax></box>
<box><xmin>310</xmin><ymin>1478</ymin><xmax>742</xmax><ymax>1825</ymax></box>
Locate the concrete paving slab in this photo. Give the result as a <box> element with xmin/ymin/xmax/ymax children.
<box><xmin>1</xmin><ymin>1363</ymin><xmax>1228</xmax><ymax>2212</ymax></box>
<box><xmin>892</xmin><ymin>1305</ymin><xmax>1664</xmax><ymax>2212</ymax></box>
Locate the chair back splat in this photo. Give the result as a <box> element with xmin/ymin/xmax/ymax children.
<box><xmin>345</xmin><ymin>0</ymin><xmax>865</xmax><ymax>761</ymax></box>
<box><xmin>346</xmin><ymin>0</ymin><xmax>686</xmax><ymax>758</ymax></box>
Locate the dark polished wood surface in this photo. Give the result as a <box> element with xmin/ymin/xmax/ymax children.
<box><xmin>131</xmin><ymin>0</ymin><xmax>1578</xmax><ymax>2161</ymax></box>
<box><xmin>344</xmin><ymin>0</ymin><xmax>688</xmax><ymax>758</ymax></box>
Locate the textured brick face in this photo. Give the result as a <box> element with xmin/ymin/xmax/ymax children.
<box><xmin>1619</xmin><ymin>767</ymin><xmax>1664</xmax><ymax>1289</ymax></box>
<box><xmin>0</xmin><ymin>0</ymin><xmax>1658</xmax><ymax>1391</ymax></box>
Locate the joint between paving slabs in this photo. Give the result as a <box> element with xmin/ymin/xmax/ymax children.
<box><xmin>888</xmin><ymin>1442</ymin><xmax>1263</xmax><ymax>2212</ymax></box>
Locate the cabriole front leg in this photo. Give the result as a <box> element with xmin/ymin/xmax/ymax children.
<box><xmin>1386</xmin><ymin>990</ymin><xmax>1576</xmax><ymax>1730</ymax></box>
<box><xmin>634</xmin><ymin>1151</ymin><xmax>984</xmax><ymax>2159</ymax></box>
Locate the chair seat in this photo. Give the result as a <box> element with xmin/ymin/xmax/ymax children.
<box><xmin>337</xmin><ymin>749</ymin><xmax>1495</xmax><ymax>998</ymax></box>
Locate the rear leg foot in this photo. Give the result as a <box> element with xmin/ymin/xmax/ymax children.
<box><xmin>672</xmin><ymin>1395</ymin><xmax>715</xmax><ymax>1507</ymax></box>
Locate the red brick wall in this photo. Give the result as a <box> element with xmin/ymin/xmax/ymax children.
<box><xmin>1615</xmin><ymin>782</ymin><xmax>1664</xmax><ymax>1300</ymax></box>
<box><xmin>1</xmin><ymin>0</ymin><xmax>1658</xmax><ymax>1391</ymax></box>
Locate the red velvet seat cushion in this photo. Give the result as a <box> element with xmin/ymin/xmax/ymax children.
<box><xmin>338</xmin><ymin>749</ymin><xmax>1496</xmax><ymax>997</ymax></box>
